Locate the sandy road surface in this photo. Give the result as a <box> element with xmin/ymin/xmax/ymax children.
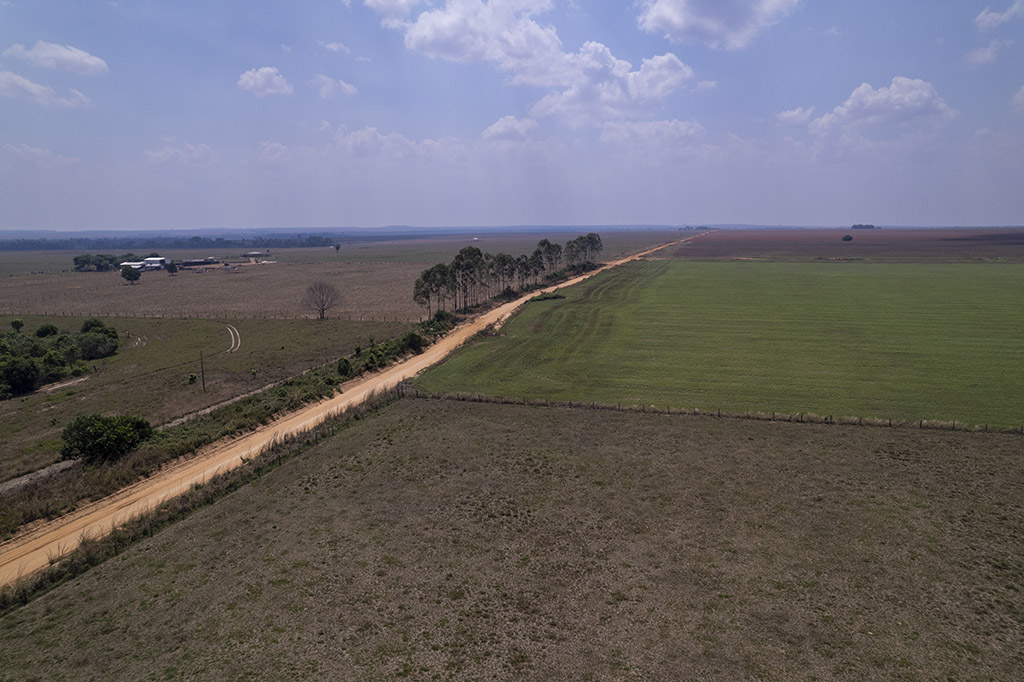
<box><xmin>0</xmin><ymin>234</ymin><xmax>701</xmax><ymax>586</ymax></box>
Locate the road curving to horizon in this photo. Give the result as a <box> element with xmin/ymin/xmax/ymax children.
<box><xmin>0</xmin><ymin>233</ymin><xmax>703</xmax><ymax>586</ymax></box>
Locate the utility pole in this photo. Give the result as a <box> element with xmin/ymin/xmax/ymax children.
<box><xmin>200</xmin><ymin>350</ymin><xmax>206</xmax><ymax>392</ymax></box>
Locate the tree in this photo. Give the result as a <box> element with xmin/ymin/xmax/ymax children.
<box><xmin>120</xmin><ymin>265</ymin><xmax>140</xmax><ymax>285</ymax></box>
<box><xmin>842</xmin><ymin>235</ymin><xmax>853</xmax><ymax>242</ymax></box>
<box><xmin>10</xmin><ymin>319</ymin><xmax>23</xmax><ymax>333</ymax></box>
<box><xmin>60</xmin><ymin>414</ymin><xmax>153</xmax><ymax>465</ymax></box>
<box><xmin>303</xmin><ymin>280</ymin><xmax>340</xmax><ymax>319</ymax></box>
<box><xmin>165</xmin><ymin>260</ymin><xmax>178</xmax><ymax>276</ymax></box>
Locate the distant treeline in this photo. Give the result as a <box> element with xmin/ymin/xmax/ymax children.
<box><xmin>0</xmin><ymin>234</ymin><xmax>338</xmax><ymax>252</ymax></box>
<box><xmin>413</xmin><ymin>233</ymin><xmax>603</xmax><ymax>315</ymax></box>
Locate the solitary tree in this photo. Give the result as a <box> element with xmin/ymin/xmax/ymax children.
<box><xmin>120</xmin><ymin>265</ymin><xmax>141</xmax><ymax>285</ymax></box>
<box><xmin>10</xmin><ymin>319</ymin><xmax>23</xmax><ymax>333</ymax></box>
<box><xmin>303</xmin><ymin>280</ymin><xmax>340</xmax><ymax>319</ymax></box>
<box><xmin>165</xmin><ymin>260</ymin><xmax>178</xmax><ymax>276</ymax></box>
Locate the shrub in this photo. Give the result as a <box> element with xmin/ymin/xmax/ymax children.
<box><xmin>35</xmin><ymin>323</ymin><xmax>59</xmax><ymax>338</ymax></box>
<box><xmin>80</xmin><ymin>318</ymin><xmax>107</xmax><ymax>334</ymax></box>
<box><xmin>842</xmin><ymin>235</ymin><xmax>853</xmax><ymax>242</ymax></box>
<box><xmin>0</xmin><ymin>356</ymin><xmax>38</xmax><ymax>396</ymax></box>
<box><xmin>61</xmin><ymin>414</ymin><xmax>153</xmax><ymax>465</ymax></box>
<box><xmin>78</xmin><ymin>332</ymin><xmax>119</xmax><ymax>360</ymax></box>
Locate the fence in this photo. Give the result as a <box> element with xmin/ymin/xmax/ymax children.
<box><xmin>401</xmin><ymin>386</ymin><xmax>1024</xmax><ymax>436</ymax></box>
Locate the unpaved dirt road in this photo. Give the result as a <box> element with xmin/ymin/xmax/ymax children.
<box><xmin>0</xmin><ymin>235</ymin><xmax>700</xmax><ymax>586</ymax></box>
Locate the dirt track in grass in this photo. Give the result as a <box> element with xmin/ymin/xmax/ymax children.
<box><xmin>0</xmin><ymin>235</ymin><xmax>698</xmax><ymax>586</ymax></box>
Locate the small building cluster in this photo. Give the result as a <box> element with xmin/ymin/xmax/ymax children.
<box><xmin>119</xmin><ymin>257</ymin><xmax>170</xmax><ymax>271</ymax></box>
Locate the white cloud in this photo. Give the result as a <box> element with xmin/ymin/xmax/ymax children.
<box><xmin>975</xmin><ymin>0</ymin><xmax>1024</xmax><ymax>30</ymax></box>
<box><xmin>482</xmin><ymin>115</ymin><xmax>538</xmax><ymax>140</ymax></box>
<box><xmin>3</xmin><ymin>41</ymin><xmax>108</xmax><ymax>75</ymax></box>
<box><xmin>310</xmin><ymin>74</ymin><xmax>358</xmax><ymax>98</ymax></box>
<box><xmin>530</xmin><ymin>43</ymin><xmax>693</xmax><ymax>126</ymax></box>
<box><xmin>966</xmin><ymin>38</ymin><xmax>1013</xmax><ymax>65</ymax></box>
<box><xmin>319</xmin><ymin>41</ymin><xmax>351</xmax><ymax>53</ymax></box>
<box><xmin>0</xmin><ymin>70</ymin><xmax>90</xmax><ymax>107</ymax></box>
<box><xmin>403</xmin><ymin>0</ymin><xmax>568</xmax><ymax>88</ymax></box>
<box><xmin>3</xmin><ymin>143</ymin><xmax>80</xmax><ymax>168</ymax></box>
<box><xmin>810</xmin><ymin>77</ymin><xmax>957</xmax><ymax>136</ymax></box>
<box><xmin>378</xmin><ymin>0</ymin><xmax>694</xmax><ymax>126</ymax></box>
<box><xmin>776</xmin><ymin>106</ymin><xmax>815</xmax><ymax>125</ymax></box>
<box><xmin>237</xmin><ymin>66</ymin><xmax>293</xmax><ymax>97</ymax></box>
<box><xmin>599</xmin><ymin>118</ymin><xmax>703</xmax><ymax>144</ymax></box>
<box><xmin>144</xmin><ymin>140</ymin><xmax>217</xmax><ymax>166</ymax></box>
<box><xmin>695</xmin><ymin>80</ymin><xmax>716</xmax><ymax>91</ymax></box>
<box><xmin>1014</xmin><ymin>85</ymin><xmax>1024</xmax><ymax>113</ymax></box>
<box><xmin>637</xmin><ymin>0</ymin><xmax>801</xmax><ymax>50</ymax></box>
<box><xmin>258</xmin><ymin>141</ymin><xmax>289</xmax><ymax>161</ymax></box>
<box><xmin>365</xmin><ymin>0</ymin><xmax>423</xmax><ymax>28</ymax></box>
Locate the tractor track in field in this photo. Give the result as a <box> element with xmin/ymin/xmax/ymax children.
<box><xmin>0</xmin><ymin>234</ymin><xmax>703</xmax><ymax>586</ymax></box>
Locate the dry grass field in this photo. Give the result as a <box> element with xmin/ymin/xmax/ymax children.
<box><xmin>0</xmin><ymin>315</ymin><xmax>407</xmax><ymax>482</ymax></box>
<box><xmin>0</xmin><ymin>230</ymin><xmax>680</xmax><ymax>322</ymax></box>
<box><xmin>0</xmin><ymin>398</ymin><xmax>1020</xmax><ymax>681</ymax></box>
<box><xmin>671</xmin><ymin>228</ymin><xmax>1024</xmax><ymax>262</ymax></box>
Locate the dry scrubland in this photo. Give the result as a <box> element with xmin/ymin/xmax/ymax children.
<box><xmin>0</xmin><ymin>231</ymin><xmax>679</xmax><ymax>321</ymax></box>
<box><xmin>0</xmin><ymin>398</ymin><xmax>1021</xmax><ymax>681</ymax></box>
<box><xmin>0</xmin><ymin>315</ymin><xmax>408</xmax><ymax>481</ymax></box>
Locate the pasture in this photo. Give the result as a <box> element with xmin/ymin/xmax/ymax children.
<box><xmin>0</xmin><ymin>398</ymin><xmax>1020</xmax><ymax>680</ymax></box>
<box><xmin>416</xmin><ymin>259</ymin><xmax>1024</xmax><ymax>428</ymax></box>
<box><xmin>0</xmin><ymin>315</ymin><xmax>407</xmax><ymax>481</ymax></box>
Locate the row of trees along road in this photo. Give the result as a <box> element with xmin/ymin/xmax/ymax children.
<box><xmin>413</xmin><ymin>233</ymin><xmax>603</xmax><ymax>316</ymax></box>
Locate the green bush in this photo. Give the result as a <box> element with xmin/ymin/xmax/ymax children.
<box><xmin>61</xmin><ymin>414</ymin><xmax>153</xmax><ymax>465</ymax></box>
<box><xmin>35</xmin><ymin>323</ymin><xmax>59</xmax><ymax>338</ymax></box>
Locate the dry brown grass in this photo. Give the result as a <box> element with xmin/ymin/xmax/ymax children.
<box><xmin>1</xmin><ymin>398</ymin><xmax>1020</xmax><ymax>681</ymax></box>
<box><xmin>670</xmin><ymin>227</ymin><xmax>1024</xmax><ymax>262</ymax></box>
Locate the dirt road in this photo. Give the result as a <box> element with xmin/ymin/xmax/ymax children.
<box><xmin>0</xmin><ymin>234</ymin><xmax>700</xmax><ymax>586</ymax></box>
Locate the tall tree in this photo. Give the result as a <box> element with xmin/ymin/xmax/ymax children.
<box><xmin>303</xmin><ymin>280</ymin><xmax>340</xmax><ymax>319</ymax></box>
<box><xmin>120</xmin><ymin>265</ymin><xmax>141</xmax><ymax>285</ymax></box>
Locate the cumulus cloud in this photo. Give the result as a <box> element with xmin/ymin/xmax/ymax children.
<box><xmin>599</xmin><ymin>118</ymin><xmax>703</xmax><ymax>144</ymax></box>
<box><xmin>3</xmin><ymin>143</ymin><xmax>80</xmax><ymax>168</ymax></box>
<box><xmin>144</xmin><ymin>140</ymin><xmax>217</xmax><ymax>165</ymax></box>
<box><xmin>810</xmin><ymin>77</ymin><xmax>957</xmax><ymax>135</ymax></box>
<box><xmin>776</xmin><ymin>106</ymin><xmax>815</xmax><ymax>125</ymax></box>
<box><xmin>0</xmin><ymin>70</ymin><xmax>90</xmax><ymax>107</ymax></box>
<box><xmin>637</xmin><ymin>0</ymin><xmax>801</xmax><ymax>50</ymax></box>
<box><xmin>310</xmin><ymin>74</ymin><xmax>358</xmax><ymax>98</ymax></box>
<box><xmin>374</xmin><ymin>0</ymin><xmax>694</xmax><ymax>126</ymax></box>
<box><xmin>530</xmin><ymin>44</ymin><xmax>693</xmax><ymax>126</ymax></box>
<box><xmin>482</xmin><ymin>115</ymin><xmax>539</xmax><ymax>140</ymax></box>
<box><xmin>965</xmin><ymin>38</ymin><xmax>1013</xmax><ymax>65</ymax></box>
<box><xmin>237</xmin><ymin>66</ymin><xmax>293</xmax><ymax>96</ymax></box>
<box><xmin>3</xmin><ymin>41</ymin><xmax>108</xmax><ymax>75</ymax></box>
<box><xmin>319</xmin><ymin>41</ymin><xmax>351</xmax><ymax>53</ymax></box>
<box><xmin>975</xmin><ymin>0</ymin><xmax>1024</xmax><ymax>30</ymax></box>
<box><xmin>1014</xmin><ymin>85</ymin><xmax>1024</xmax><ymax>113</ymax></box>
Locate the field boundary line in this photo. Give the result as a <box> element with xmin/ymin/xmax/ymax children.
<box><xmin>407</xmin><ymin>390</ymin><xmax>1024</xmax><ymax>436</ymax></box>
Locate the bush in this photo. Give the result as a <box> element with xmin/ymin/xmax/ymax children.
<box><xmin>80</xmin><ymin>318</ymin><xmax>107</xmax><ymax>334</ymax></box>
<box><xmin>337</xmin><ymin>357</ymin><xmax>353</xmax><ymax>379</ymax></box>
<box><xmin>842</xmin><ymin>235</ymin><xmax>853</xmax><ymax>242</ymax></box>
<box><xmin>78</xmin><ymin>331</ymin><xmax>119</xmax><ymax>360</ymax></box>
<box><xmin>0</xmin><ymin>356</ymin><xmax>39</xmax><ymax>396</ymax></box>
<box><xmin>61</xmin><ymin>414</ymin><xmax>153</xmax><ymax>465</ymax></box>
<box><xmin>35</xmin><ymin>323</ymin><xmax>59</xmax><ymax>338</ymax></box>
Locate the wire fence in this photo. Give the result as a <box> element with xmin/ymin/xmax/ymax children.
<box><xmin>403</xmin><ymin>386</ymin><xmax>1024</xmax><ymax>436</ymax></box>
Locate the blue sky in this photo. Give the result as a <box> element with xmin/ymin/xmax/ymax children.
<box><xmin>1</xmin><ymin>0</ymin><xmax>1022</xmax><ymax>230</ymax></box>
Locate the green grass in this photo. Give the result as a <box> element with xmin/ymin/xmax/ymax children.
<box><xmin>2</xmin><ymin>398</ymin><xmax>1021</xmax><ymax>680</ymax></box>
<box><xmin>416</xmin><ymin>260</ymin><xmax>1024</xmax><ymax>427</ymax></box>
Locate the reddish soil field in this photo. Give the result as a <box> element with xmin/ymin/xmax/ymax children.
<box><xmin>668</xmin><ymin>228</ymin><xmax>1024</xmax><ymax>262</ymax></box>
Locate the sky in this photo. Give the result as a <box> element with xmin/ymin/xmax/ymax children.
<box><xmin>1</xmin><ymin>0</ymin><xmax>1022</xmax><ymax>231</ymax></box>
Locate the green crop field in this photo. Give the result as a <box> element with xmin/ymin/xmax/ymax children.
<box><xmin>2</xmin><ymin>398</ymin><xmax>1020</xmax><ymax>680</ymax></box>
<box><xmin>416</xmin><ymin>259</ymin><xmax>1024</xmax><ymax>427</ymax></box>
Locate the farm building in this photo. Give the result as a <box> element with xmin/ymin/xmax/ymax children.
<box><xmin>118</xmin><ymin>261</ymin><xmax>145</xmax><ymax>270</ymax></box>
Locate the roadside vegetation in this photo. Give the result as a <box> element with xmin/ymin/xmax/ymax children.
<box><xmin>412</xmin><ymin>233</ymin><xmax>603</xmax><ymax>315</ymax></box>
<box><xmin>0</xmin><ymin>316</ymin><xmax>447</xmax><ymax>540</ymax></box>
<box><xmin>416</xmin><ymin>259</ymin><xmax>1024</xmax><ymax>428</ymax></box>
<box><xmin>2</xmin><ymin>398</ymin><xmax>1020</xmax><ymax>680</ymax></box>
